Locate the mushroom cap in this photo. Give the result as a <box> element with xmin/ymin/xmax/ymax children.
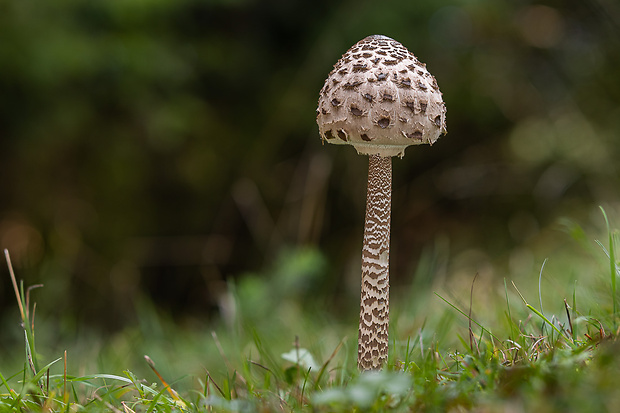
<box><xmin>316</xmin><ymin>35</ymin><xmax>447</xmax><ymax>158</ymax></box>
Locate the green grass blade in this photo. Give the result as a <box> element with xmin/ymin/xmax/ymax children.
<box><xmin>32</xmin><ymin>357</ymin><xmax>62</xmax><ymax>384</ymax></box>
<box><xmin>538</xmin><ymin>258</ymin><xmax>548</xmax><ymax>325</ymax></box>
<box><xmin>434</xmin><ymin>292</ymin><xmax>504</xmax><ymax>346</ymax></box>
<box><xmin>600</xmin><ymin>206</ymin><xmax>617</xmax><ymax>327</ymax></box>
<box><xmin>512</xmin><ymin>281</ymin><xmax>576</xmax><ymax>349</ymax></box>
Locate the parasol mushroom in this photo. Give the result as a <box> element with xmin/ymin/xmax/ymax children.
<box><xmin>316</xmin><ymin>35</ymin><xmax>447</xmax><ymax>370</ymax></box>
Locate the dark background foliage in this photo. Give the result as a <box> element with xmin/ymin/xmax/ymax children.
<box><xmin>0</xmin><ymin>0</ymin><xmax>619</xmax><ymax>332</ymax></box>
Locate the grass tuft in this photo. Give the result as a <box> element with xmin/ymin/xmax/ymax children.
<box><xmin>2</xmin><ymin>210</ymin><xmax>620</xmax><ymax>411</ymax></box>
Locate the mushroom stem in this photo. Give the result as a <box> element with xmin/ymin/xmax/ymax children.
<box><xmin>358</xmin><ymin>154</ymin><xmax>392</xmax><ymax>370</ymax></box>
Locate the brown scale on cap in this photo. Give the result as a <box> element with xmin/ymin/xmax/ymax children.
<box><xmin>317</xmin><ymin>35</ymin><xmax>447</xmax><ymax>158</ymax></box>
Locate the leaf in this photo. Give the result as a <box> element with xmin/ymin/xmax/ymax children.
<box><xmin>281</xmin><ymin>348</ymin><xmax>319</xmax><ymax>372</ymax></box>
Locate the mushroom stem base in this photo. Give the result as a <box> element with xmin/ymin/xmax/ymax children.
<box><xmin>358</xmin><ymin>154</ymin><xmax>392</xmax><ymax>371</ymax></box>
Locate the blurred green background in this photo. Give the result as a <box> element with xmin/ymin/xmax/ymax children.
<box><xmin>1</xmin><ymin>0</ymin><xmax>619</xmax><ymax>369</ymax></box>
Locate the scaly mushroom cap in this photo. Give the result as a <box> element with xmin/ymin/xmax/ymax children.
<box><xmin>317</xmin><ymin>35</ymin><xmax>447</xmax><ymax>158</ymax></box>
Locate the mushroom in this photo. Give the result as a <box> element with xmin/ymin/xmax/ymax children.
<box><xmin>316</xmin><ymin>35</ymin><xmax>447</xmax><ymax>370</ymax></box>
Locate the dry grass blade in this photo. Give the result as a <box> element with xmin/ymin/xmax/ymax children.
<box><xmin>5</xmin><ymin>249</ymin><xmax>25</xmax><ymax>321</ymax></box>
<box><xmin>205</xmin><ymin>369</ymin><xmax>226</xmax><ymax>398</ymax></box>
<box><xmin>469</xmin><ymin>273</ymin><xmax>479</xmax><ymax>355</ymax></box>
<box><xmin>144</xmin><ymin>355</ymin><xmax>182</xmax><ymax>402</ymax></box>
<box><xmin>63</xmin><ymin>350</ymin><xmax>69</xmax><ymax>405</ymax></box>
<box><xmin>314</xmin><ymin>336</ymin><xmax>346</xmax><ymax>390</ymax></box>
<box><xmin>122</xmin><ymin>401</ymin><xmax>136</xmax><ymax>413</ymax></box>
<box><xmin>249</xmin><ymin>360</ymin><xmax>273</xmax><ymax>374</ymax></box>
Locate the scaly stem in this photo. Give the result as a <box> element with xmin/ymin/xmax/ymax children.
<box><xmin>358</xmin><ymin>154</ymin><xmax>392</xmax><ymax>370</ymax></box>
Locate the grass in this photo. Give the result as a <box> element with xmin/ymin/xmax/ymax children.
<box><xmin>1</xmin><ymin>209</ymin><xmax>620</xmax><ymax>412</ymax></box>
